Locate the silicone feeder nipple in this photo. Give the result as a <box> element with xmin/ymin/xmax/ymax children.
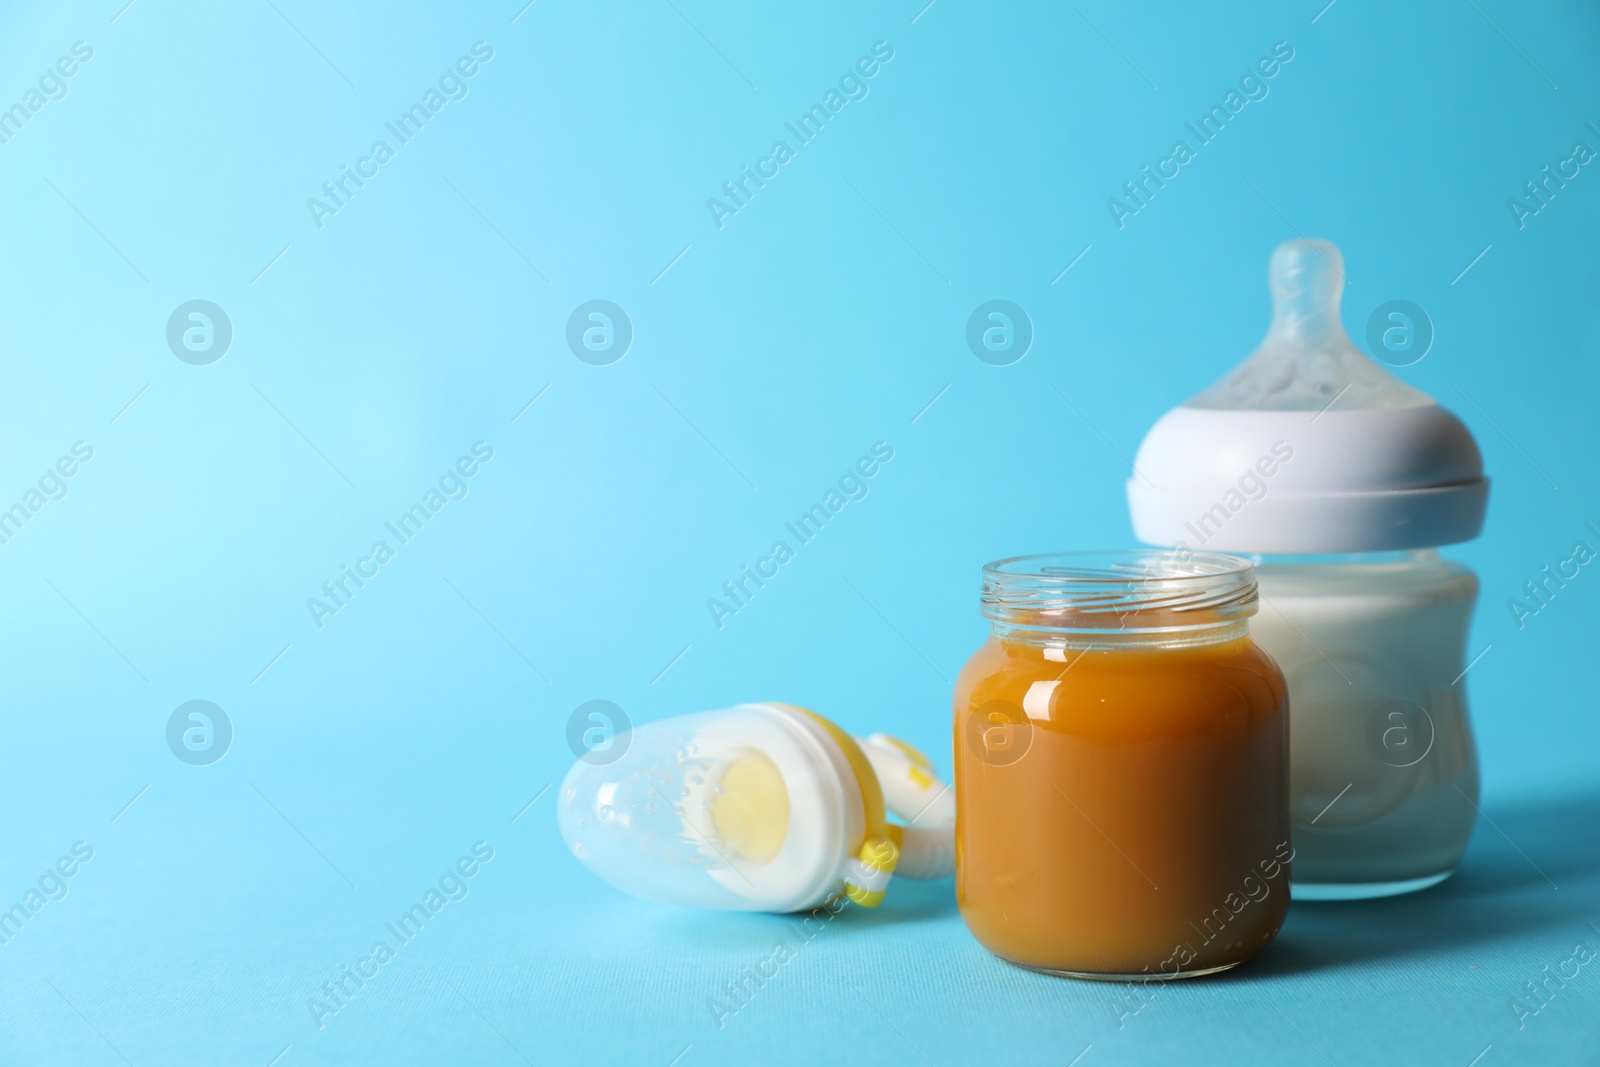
<box><xmin>1189</xmin><ymin>239</ymin><xmax>1431</xmax><ymax>412</ymax></box>
<box><xmin>556</xmin><ymin>707</ymin><xmax>827</xmax><ymax>911</ymax></box>
<box><xmin>557</xmin><ymin>703</ymin><xmax>956</xmax><ymax>913</ymax></box>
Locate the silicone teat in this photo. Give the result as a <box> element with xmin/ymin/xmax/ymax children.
<box><xmin>1188</xmin><ymin>239</ymin><xmax>1431</xmax><ymax>412</ymax></box>
<box><xmin>1266</xmin><ymin>238</ymin><xmax>1345</xmax><ymax>348</ymax></box>
<box><xmin>556</xmin><ymin>703</ymin><xmax>954</xmax><ymax>913</ymax></box>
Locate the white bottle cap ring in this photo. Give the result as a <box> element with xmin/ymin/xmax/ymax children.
<box><xmin>1127</xmin><ymin>240</ymin><xmax>1488</xmax><ymax>554</ymax></box>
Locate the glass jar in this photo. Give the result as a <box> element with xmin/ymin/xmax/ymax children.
<box><xmin>1250</xmin><ymin>549</ymin><xmax>1480</xmax><ymax>899</ymax></box>
<box><xmin>954</xmin><ymin>550</ymin><xmax>1290</xmax><ymax>980</ymax></box>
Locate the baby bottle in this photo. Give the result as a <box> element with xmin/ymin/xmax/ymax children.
<box><xmin>1127</xmin><ymin>239</ymin><xmax>1490</xmax><ymax>900</ymax></box>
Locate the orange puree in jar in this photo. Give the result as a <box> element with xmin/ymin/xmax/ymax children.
<box><xmin>954</xmin><ymin>551</ymin><xmax>1290</xmax><ymax>979</ymax></box>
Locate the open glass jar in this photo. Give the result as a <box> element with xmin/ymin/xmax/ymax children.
<box><xmin>954</xmin><ymin>550</ymin><xmax>1291</xmax><ymax>980</ymax></box>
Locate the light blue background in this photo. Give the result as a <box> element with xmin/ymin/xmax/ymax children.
<box><xmin>0</xmin><ymin>0</ymin><xmax>1596</xmax><ymax>1063</ymax></box>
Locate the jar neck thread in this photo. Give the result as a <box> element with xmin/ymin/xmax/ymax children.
<box><xmin>981</xmin><ymin>550</ymin><xmax>1259</xmax><ymax>642</ymax></box>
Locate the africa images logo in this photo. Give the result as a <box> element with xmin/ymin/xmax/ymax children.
<box><xmin>706</xmin><ymin>41</ymin><xmax>895</xmax><ymax>229</ymax></box>
<box><xmin>1106</xmin><ymin>41</ymin><xmax>1295</xmax><ymax>229</ymax></box>
<box><xmin>166</xmin><ymin>701</ymin><xmax>233</xmax><ymax>766</ymax></box>
<box><xmin>306</xmin><ymin>442</ymin><xmax>495</xmax><ymax>629</ymax></box>
<box><xmin>166</xmin><ymin>300</ymin><xmax>233</xmax><ymax>365</ymax></box>
<box><xmin>0</xmin><ymin>40</ymin><xmax>94</xmax><ymax>148</ymax></box>
<box><xmin>306</xmin><ymin>42</ymin><xmax>495</xmax><ymax>230</ymax></box>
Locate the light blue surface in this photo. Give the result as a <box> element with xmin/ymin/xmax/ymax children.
<box><xmin>1</xmin><ymin>0</ymin><xmax>1597</xmax><ymax>1063</ymax></box>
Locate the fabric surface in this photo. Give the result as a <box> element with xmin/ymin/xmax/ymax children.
<box><xmin>0</xmin><ymin>0</ymin><xmax>1596</xmax><ymax>1063</ymax></box>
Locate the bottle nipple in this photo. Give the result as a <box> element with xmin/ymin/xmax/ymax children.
<box><xmin>1187</xmin><ymin>238</ymin><xmax>1432</xmax><ymax>412</ymax></box>
<box><xmin>1266</xmin><ymin>239</ymin><xmax>1345</xmax><ymax>350</ymax></box>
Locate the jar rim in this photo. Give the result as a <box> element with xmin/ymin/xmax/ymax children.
<box><xmin>981</xmin><ymin>549</ymin><xmax>1258</xmax><ymax>632</ymax></box>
